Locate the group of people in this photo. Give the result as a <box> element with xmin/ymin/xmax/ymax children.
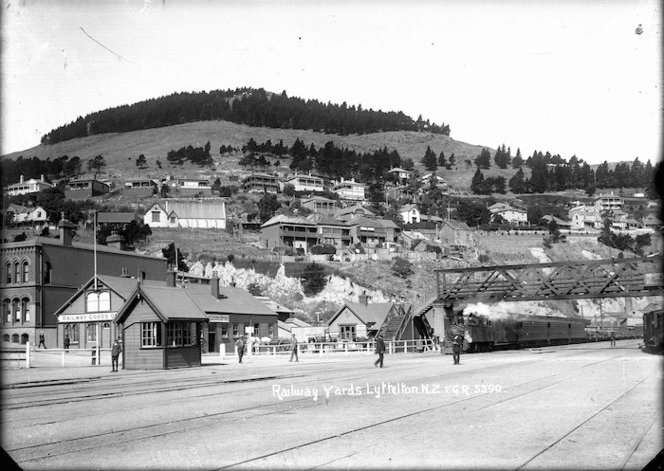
<box><xmin>234</xmin><ymin>334</ymin><xmax>300</xmax><ymax>363</ymax></box>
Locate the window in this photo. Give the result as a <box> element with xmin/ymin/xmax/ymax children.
<box><xmin>12</xmin><ymin>334</ymin><xmax>19</xmax><ymax>343</ymax></box>
<box><xmin>221</xmin><ymin>323</ymin><xmax>228</xmax><ymax>338</ymax></box>
<box><xmin>86</xmin><ymin>291</ymin><xmax>111</xmax><ymax>312</ymax></box>
<box><xmin>151</xmin><ymin>211</ymin><xmax>161</xmax><ymax>223</ymax></box>
<box><xmin>5</xmin><ymin>263</ymin><xmax>11</xmax><ymax>284</ymax></box>
<box><xmin>166</xmin><ymin>321</ymin><xmax>196</xmax><ymax>347</ymax></box>
<box><xmin>22</xmin><ymin>261</ymin><xmax>29</xmax><ymax>283</ymax></box>
<box><xmin>13</xmin><ymin>299</ymin><xmax>20</xmax><ymax>322</ymax></box>
<box><xmin>268</xmin><ymin>323</ymin><xmax>275</xmax><ymax>337</ymax></box>
<box><xmin>141</xmin><ymin>322</ymin><xmax>162</xmax><ymax>347</ymax></box>
<box><xmin>232</xmin><ymin>323</ymin><xmax>239</xmax><ymax>337</ymax></box>
<box><xmin>21</xmin><ymin>298</ymin><xmax>30</xmax><ymax>322</ymax></box>
<box><xmin>170</xmin><ymin>216</ymin><xmax>176</xmax><ymax>224</ymax></box>
<box><xmin>339</xmin><ymin>325</ymin><xmax>356</xmax><ymax>341</ymax></box>
<box><xmin>254</xmin><ymin>323</ymin><xmax>260</xmax><ymax>336</ymax></box>
<box><xmin>64</xmin><ymin>324</ymin><xmax>80</xmax><ymax>343</ymax></box>
<box><xmin>14</xmin><ymin>263</ymin><xmax>20</xmax><ymax>284</ymax></box>
<box><xmin>21</xmin><ymin>334</ymin><xmax>29</xmax><ymax>344</ymax></box>
<box><xmin>3</xmin><ymin>299</ymin><xmax>10</xmax><ymax>323</ymax></box>
<box><xmin>44</xmin><ymin>262</ymin><xmax>52</xmax><ymax>284</ymax></box>
<box><xmin>86</xmin><ymin>323</ymin><xmax>97</xmax><ymax>342</ymax></box>
<box><xmin>2</xmin><ymin>334</ymin><xmax>9</xmax><ymax>342</ymax></box>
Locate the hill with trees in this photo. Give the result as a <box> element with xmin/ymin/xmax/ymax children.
<box><xmin>40</xmin><ymin>87</ymin><xmax>450</xmax><ymax>145</ymax></box>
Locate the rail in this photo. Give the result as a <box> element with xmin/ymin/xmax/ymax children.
<box><xmin>250</xmin><ymin>339</ymin><xmax>439</xmax><ymax>356</ymax></box>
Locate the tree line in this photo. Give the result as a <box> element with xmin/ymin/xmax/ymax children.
<box><xmin>41</xmin><ymin>87</ymin><xmax>451</xmax><ymax>145</ymax></box>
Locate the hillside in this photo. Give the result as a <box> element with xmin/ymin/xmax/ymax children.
<box><xmin>2</xmin><ymin>120</ymin><xmax>501</xmax><ymax>191</ymax></box>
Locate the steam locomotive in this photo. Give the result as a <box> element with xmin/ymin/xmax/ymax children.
<box><xmin>642</xmin><ymin>309</ymin><xmax>664</xmax><ymax>354</ymax></box>
<box><xmin>456</xmin><ymin>312</ymin><xmax>588</xmax><ymax>352</ymax></box>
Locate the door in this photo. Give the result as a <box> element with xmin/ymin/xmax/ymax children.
<box><xmin>208</xmin><ymin>331</ymin><xmax>216</xmax><ymax>353</ymax></box>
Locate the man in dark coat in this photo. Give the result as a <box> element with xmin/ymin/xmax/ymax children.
<box><xmin>235</xmin><ymin>335</ymin><xmax>245</xmax><ymax>363</ymax></box>
<box><xmin>111</xmin><ymin>339</ymin><xmax>122</xmax><ymax>372</ymax></box>
<box><xmin>38</xmin><ymin>331</ymin><xmax>46</xmax><ymax>349</ymax></box>
<box><xmin>64</xmin><ymin>335</ymin><xmax>70</xmax><ymax>353</ymax></box>
<box><xmin>452</xmin><ymin>329</ymin><xmax>463</xmax><ymax>365</ymax></box>
<box><xmin>374</xmin><ymin>334</ymin><xmax>386</xmax><ymax>368</ymax></box>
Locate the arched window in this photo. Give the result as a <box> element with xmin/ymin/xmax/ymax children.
<box><xmin>2</xmin><ymin>334</ymin><xmax>9</xmax><ymax>342</ymax></box>
<box><xmin>5</xmin><ymin>263</ymin><xmax>11</xmax><ymax>284</ymax></box>
<box><xmin>86</xmin><ymin>323</ymin><xmax>97</xmax><ymax>342</ymax></box>
<box><xmin>12</xmin><ymin>334</ymin><xmax>19</xmax><ymax>343</ymax></box>
<box><xmin>21</xmin><ymin>333</ymin><xmax>29</xmax><ymax>344</ymax></box>
<box><xmin>13</xmin><ymin>263</ymin><xmax>20</xmax><ymax>284</ymax></box>
<box><xmin>21</xmin><ymin>298</ymin><xmax>30</xmax><ymax>322</ymax></box>
<box><xmin>2</xmin><ymin>299</ymin><xmax>10</xmax><ymax>323</ymax></box>
<box><xmin>87</xmin><ymin>291</ymin><xmax>110</xmax><ymax>312</ymax></box>
<box><xmin>13</xmin><ymin>298</ymin><xmax>21</xmax><ymax>322</ymax></box>
<box><xmin>22</xmin><ymin>261</ymin><xmax>29</xmax><ymax>282</ymax></box>
<box><xmin>44</xmin><ymin>262</ymin><xmax>52</xmax><ymax>284</ymax></box>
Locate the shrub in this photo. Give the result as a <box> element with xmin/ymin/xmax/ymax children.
<box><xmin>311</xmin><ymin>244</ymin><xmax>336</xmax><ymax>255</ymax></box>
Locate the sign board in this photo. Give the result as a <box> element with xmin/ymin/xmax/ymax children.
<box><xmin>245</xmin><ymin>326</ymin><xmax>254</xmax><ymax>334</ymax></box>
<box><xmin>208</xmin><ymin>314</ymin><xmax>230</xmax><ymax>323</ymax></box>
<box><xmin>58</xmin><ymin>312</ymin><xmax>116</xmax><ymax>323</ymax></box>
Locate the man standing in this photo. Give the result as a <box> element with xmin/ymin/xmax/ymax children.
<box><xmin>111</xmin><ymin>339</ymin><xmax>122</xmax><ymax>372</ymax></box>
<box><xmin>452</xmin><ymin>330</ymin><xmax>463</xmax><ymax>365</ymax></box>
<box><xmin>38</xmin><ymin>331</ymin><xmax>46</xmax><ymax>349</ymax></box>
<box><xmin>64</xmin><ymin>335</ymin><xmax>70</xmax><ymax>353</ymax></box>
<box><xmin>289</xmin><ymin>335</ymin><xmax>299</xmax><ymax>362</ymax></box>
<box><xmin>610</xmin><ymin>331</ymin><xmax>616</xmax><ymax>347</ymax></box>
<box><xmin>374</xmin><ymin>334</ymin><xmax>385</xmax><ymax>368</ymax></box>
<box><xmin>235</xmin><ymin>335</ymin><xmax>245</xmax><ymax>363</ymax></box>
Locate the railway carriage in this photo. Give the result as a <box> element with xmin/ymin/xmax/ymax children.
<box><xmin>461</xmin><ymin>313</ymin><xmax>587</xmax><ymax>352</ymax></box>
<box><xmin>642</xmin><ymin>309</ymin><xmax>664</xmax><ymax>354</ymax></box>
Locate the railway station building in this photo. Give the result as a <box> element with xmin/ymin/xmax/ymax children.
<box><xmin>0</xmin><ymin>216</ymin><xmax>167</xmax><ymax>348</ymax></box>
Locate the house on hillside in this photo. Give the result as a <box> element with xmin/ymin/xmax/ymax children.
<box><xmin>176</xmin><ymin>177</ymin><xmax>212</xmax><ymax>196</ymax></box>
<box><xmin>64</xmin><ymin>178</ymin><xmax>111</xmax><ymax>199</ymax></box>
<box><xmin>5</xmin><ymin>204</ymin><xmax>48</xmax><ymax>227</ymax></box>
<box><xmin>330</xmin><ymin>178</ymin><xmax>366</xmax><ymax>201</ymax></box>
<box><xmin>242</xmin><ymin>173</ymin><xmax>280</xmax><ymax>193</ymax></box>
<box><xmin>327</xmin><ymin>294</ymin><xmax>394</xmax><ymax>340</ymax></box>
<box><xmin>387</xmin><ymin>167</ymin><xmax>412</xmax><ymax>184</ymax></box>
<box><xmin>346</xmin><ymin>216</ymin><xmax>401</xmax><ymax>247</ymax></box>
<box><xmin>123</xmin><ymin>178</ymin><xmax>158</xmax><ymax>197</ymax></box>
<box><xmin>143</xmin><ymin>200</ymin><xmax>226</xmax><ymax>229</ymax></box>
<box><xmin>4</xmin><ymin>175</ymin><xmax>52</xmax><ymax>196</ymax></box>
<box><xmin>399</xmin><ymin>204</ymin><xmax>421</xmax><ymax>224</ymax></box>
<box><xmin>301</xmin><ymin>196</ymin><xmax>337</xmax><ymax>217</ymax></box>
<box><xmin>488</xmin><ymin>203</ymin><xmax>528</xmax><ymax>226</ymax></box>
<box><xmin>282</xmin><ymin>174</ymin><xmax>325</xmax><ymax>193</ymax></box>
<box><xmin>308</xmin><ymin>214</ymin><xmax>352</xmax><ymax>249</ymax></box>
<box><xmin>569</xmin><ymin>205</ymin><xmax>602</xmax><ymax>230</ymax></box>
<box><xmin>438</xmin><ymin>220</ymin><xmax>477</xmax><ymax>249</ymax></box>
<box><xmin>540</xmin><ymin>215</ymin><xmax>571</xmax><ymax>229</ymax></box>
<box><xmin>594</xmin><ymin>193</ymin><xmax>624</xmax><ymax>212</ymax></box>
<box><xmin>259</xmin><ymin>214</ymin><xmax>319</xmax><ymax>253</ymax></box>
<box><xmin>97</xmin><ymin>212</ymin><xmax>142</xmax><ymax>231</ymax></box>
<box><xmin>643</xmin><ymin>214</ymin><xmax>662</xmax><ymax>230</ymax></box>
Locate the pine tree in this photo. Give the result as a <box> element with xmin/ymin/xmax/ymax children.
<box><xmin>509</xmin><ymin>168</ymin><xmax>526</xmax><ymax>193</ymax></box>
<box><xmin>471</xmin><ymin>168</ymin><xmax>485</xmax><ymax>194</ymax></box>
<box><xmin>438</xmin><ymin>150</ymin><xmax>446</xmax><ymax>167</ymax></box>
<box><xmin>421</xmin><ymin>145</ymin><xmax>438</xmax><ymax>171</ymax></box>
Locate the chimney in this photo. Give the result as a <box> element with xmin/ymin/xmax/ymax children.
<box><xmin>41</xmin><ymin>174</ymin><xmax>45</xmax><ymax>182</ymax></box>
<box><xmin>105</xmin><ymin>233</ymin><xmax>125</xmax><ymax>250</ymax></box>
<box><xmin>359</xmin><ymin>291</ymin><xmax>370</xmax><ymax>306</ymax></box>
<box><xmin>166</xmin><ymin>270</ymin><xmax>177</xmax><ymax>287</ymax></box>
<box><xmin>58</xmin><ymin>216</ymin><xmax>76</xmax><ymax>246</ymax></box>
<box><xmin>20</xmin><ymin>175</ymin><xmax>24</xmax><ymax>183</ymax></box>
<box><xmin>211</xmin><ymin>276</ymin><xmax>220</xmax><ymax>299</ymax></box>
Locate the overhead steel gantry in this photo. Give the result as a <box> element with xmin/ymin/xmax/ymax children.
<box><xmin>435</xmin><ymin>255</ymin><xmax>664</xmax><ymax>304</ymax></box>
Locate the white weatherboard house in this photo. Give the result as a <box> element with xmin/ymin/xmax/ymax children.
<box><xmin>144</xmin><ymin>200</ymin><xmax>226</xmax><ymax>229</ymax></box>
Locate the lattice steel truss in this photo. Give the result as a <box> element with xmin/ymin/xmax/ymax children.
<box><xmin>435</xmin><ymin>256</ymin><xmax>663</xmax><ymax>303</ymax></box>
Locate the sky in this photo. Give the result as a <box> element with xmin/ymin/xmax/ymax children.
<box><xmin>1</xmin><ymin>0</ymin><xmax>662</xmax><ymax>165</ymax></box>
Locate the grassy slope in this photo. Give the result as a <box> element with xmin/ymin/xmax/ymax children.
<box><xmin>3</xmin><ymin>120</ymin><xmax>526</xmax><ymax>192</ymax></box>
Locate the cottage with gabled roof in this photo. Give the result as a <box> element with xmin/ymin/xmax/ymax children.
<box><xmin>4</xmin><ymin>175</ymin><xmax>52</xmax><ymax>196</ymax></box>
<box><xmin>327</xmin><ymin>294</ymin><xmax>394</xmax><ymax>340</ymax></box>
<box><xmin>282</xmin><ymin>173</ymin><xmax>325</xmax><ymax>192</ymax></box>
<box><xmin>259</xmin><ymin>214</ymin><xmax>319</xmax><ymax>253</ymax></box>
<box><xmin>399</xmin><ymin>204</ymin><xmax>421</xmax><ymax>224</ymax></box>
<box><xmin>143</xmin><ymin>200</ymin><xmax>226</xmax><ymax>229</ymax></box>
<box><xmin>334</xmin><ymin>204</ymin><xmax>376</xmax><ymax>222</ymax></box>
<box><xmin>331</xmin><ymin>178</ymin><xmax>366</xmax><ymax>201</ymax></box>
<box><xmin>301</xmin><ymin>196</ymin><xmax>337</xmax><ymax>217</ymax></box>
<box><xmin>438</xmin><ymin>220</ymin><xmax>477</xmax><ymax>249</ymax></box>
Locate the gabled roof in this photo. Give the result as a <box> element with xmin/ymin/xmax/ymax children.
<box><xmin>97</xmin><ymin>212</ymin><xmax>139</xmax><ymax>224</ymax></box>
<box><xmin>441</xmin><ymin>220</ymin><xmax>472</xmax><ymax>231</ymax></box>
<box><xmin>327</xmin><ymin>302</ymin><xmax>392</xmax><ymax>328</ymax></box>
<box><xmin>285</xmin><ymin>316</ymin><xmax>311</xmax><ymax>327</ymax></box>
<box><xmin>308</xmin><ymin>214</ymin><xmax>348</xmax><ymax>226</ymax></box>
<box><xmin>335</xmin><ymin>204</ymin><xmax>375</xmax><ymax>217</ymax></box>
<box><xmin>301</xmin><ymin>196</ymin><xmax>336</xmax><ymax>204</ymax></box>
<box><xmin>116</xmin><ymin>285</ymin><xmax>209</xmax><ymax>323</ymax></box>
<box><xmin>346</xmin><ymin>215</ymin><xmax>400</xmax><ymax>230</ymax></box>
<box><xmin>254</xmin><ymin>296</ymin><xmax>294</xmax><ymax>315</ymax></box>
<box><xmin>53</xmin><ymin>274</ymin><xmax>164</xmax><ymax>316</ymax></box>
<box><xmin>284</xmin><ymin>174</ymin><xmax>324</xmax><ymax>183</ymax></box>
<box><xmin>388</xmin><ymin>167</ymin><xmax>412</xmax><ymax>174</ymax></box>
<box><xmin>185</xmin><ymin>284</ymin><xmax>277</xmax><ymax>316</ymax></box>
<box><xmin>261</xmin><ymin>214</ymin><xmax>317</xmax><ymax>228</ymax></box>
<box><xmin>399</xmin><ymin>204</ymin><xmax>420</xmax><ymax>213</ymax></box>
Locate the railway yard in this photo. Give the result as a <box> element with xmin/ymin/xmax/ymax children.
<box><xmin>2</xmin><ymin>339</ymin><xmax>662</xmax><ymax>470</ymax></box>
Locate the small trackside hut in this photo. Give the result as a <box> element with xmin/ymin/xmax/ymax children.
<box><xmin>115</xmin><ymin>283</ymin><xmax>208</xmax><ymax>370</ymax></box>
